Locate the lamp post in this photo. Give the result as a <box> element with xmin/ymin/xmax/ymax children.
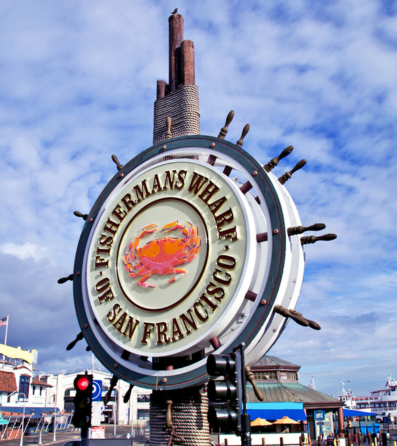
<box><xmin>53</xmin><ymin>394</ymin><xmax>57</xmax><ymax>442</ymax></box>
<box><xmin>113</xmin><ymin>388</ymin><xmax>117</xmax><ymax>436</ymax></box>
<box><xmin>7</xmin><ymin>390</ymin><xmax>28</xmax><ymax>446</ymax></box>
<box><xmin>17</xmin><ymin>392</ymin><xmax>27</xmax><ymax>446</ymax></box>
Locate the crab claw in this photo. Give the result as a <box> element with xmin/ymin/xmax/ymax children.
<box><xmin>139</xmin><ymin>224</ymin><xmax>158</xmax><ymax>237</ymax></box>
<box><xmin>137</xmin><ymin>273</ymin><xmax>156</xmax><ymax>289</ymax></box>
<box><xmin>161</xmin><ymin>221</ymin><xmax>184</xmax><ymax>232</ymax></box>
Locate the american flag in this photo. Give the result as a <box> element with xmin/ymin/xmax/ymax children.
<box><xmin>0</xmin><ymin>316</ymin><xmax>8</xmax><ymax>327</ymax></box>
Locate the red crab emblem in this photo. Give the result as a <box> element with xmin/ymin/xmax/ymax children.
<box><xmin>122</xmin><ymin>221</ymin><xmax>201</xmax><ymax>289</ymax></box>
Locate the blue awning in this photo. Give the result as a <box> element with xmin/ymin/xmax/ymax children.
<box><xmin>246</xmin><ymin>402</ymin><xmax>307</xmax><ymax>421</ymax></box>
<box><xmin>343</xmin><ymin>409</ymin><xmax>376</xmax><ymax>417</ymax></box>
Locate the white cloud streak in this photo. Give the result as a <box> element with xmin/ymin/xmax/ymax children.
<box><xmin>0</xmin><ymin>0</ymin><xmax>396</xmax><ymax>397</ymax></box>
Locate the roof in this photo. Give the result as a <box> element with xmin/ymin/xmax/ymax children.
<box><xmin>31</xmin><ymin>379</ymin><xmax>52</xmax><ymax>388</ymax></box>
<box><xmin>0</xmin><ymin>371</ymin><xmax>17</xmax><ymax>393</ymax></box>
<box><xmin>247</xmin><ymin>381</ymin><xmax>343</xmax><ymax>408</ymax></box>
<box><xmin>252</xmin><ymin>355</ymin><xmax>300</xmax><ymax>370</ymax></box>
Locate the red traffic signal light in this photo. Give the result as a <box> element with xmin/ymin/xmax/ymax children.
<box><xmin>72</xmin><ymin>374</ymin><xmax>93</xmax><ymax>431</ymax></box>
<box><xmin>75</xmin><ymin>376</ymin><xmax>90</xmax><ymax>391</ymax></box>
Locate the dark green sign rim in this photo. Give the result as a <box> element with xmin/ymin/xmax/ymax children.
<box><xmin>73</xmin><ymin>135</ymin><xmax>287</xmax><ymax>390</ymax></box>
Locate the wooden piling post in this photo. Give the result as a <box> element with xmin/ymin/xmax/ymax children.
<box><xmin>168</xmin><ymin>13</ymin><xmax>184</xmax><ymax>92</ymax></box>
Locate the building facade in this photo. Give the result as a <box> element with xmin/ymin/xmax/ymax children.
<box><xmin>41</xmin><ymin>369</ymin><xmax>151</xmax><ymax>426</ymax></box>
<box><xmin>0</xmin><ymin>344</ymin><xmax>53</xmax><ymax>413</ymax></box>
<box><xmin>0</xmin><ymin>344</ymin><xmax>150</xmax><ymax>427</ymax></box>
<box><xmin>248</xmin><ymin>356</ymin><xmax>345</xmax><ymax>439</ymax></box>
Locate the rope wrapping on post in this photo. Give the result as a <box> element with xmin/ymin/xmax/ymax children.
<box><xmin>153</xmin><ymin>85</ymin><xmax>200</xmax><ymax>144</ymax></box>
<box><xmin>150</xmin><ymin>387</ymin><xmax>210</xmax><ymax>446</ymax></box>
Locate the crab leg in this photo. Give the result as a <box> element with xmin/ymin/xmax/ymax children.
<box><xmin>173</xmin><ymin>254</ymin><xmax>198</xmax><ymax>266</ymax></box>
<box><xmin>161</xmin><ymin>221</ymin><xmax>185</xmax><ymax>233</ymax></box>
<box><xmin>138</xmin><ymin>224</ymin><xmax>158</xmax><ymax>237</ymax></box>
<box><xmin>137</xmin><ymin>273</ymin><xmax>156</xmax><ymax>289</ymax></box>
<box><xmin>166</xmin><ymin>268</ymin><xmax>186</xmax><ymax>284</ymax></box>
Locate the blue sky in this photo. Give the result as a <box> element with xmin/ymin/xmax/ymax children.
<box><xmin>0</xmin><ymin>0</ymin><xmax>396</xmax><ymax>398</ymax></box>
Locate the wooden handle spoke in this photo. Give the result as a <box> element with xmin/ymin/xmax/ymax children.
<box><xmin>74</xmin><ymin>211</ymin><xmax>88</xmax><ymax>221</ymax></box>
<box><xmin>278</xmin><ymin>159</ymin><xmax>306</xmax><ymax>184</ymax></box>
<box><xmin>165</xmin><ymin>400</ymin><xmax>173</xmax><ymax>428</ymax></box>
<box><xmin>288</xmin><ymin>223</ymin><xmax>326</xmax><ymax>236</ymax></box>
<box><xmin>264</xmin><ymin>146</ymin><xmax>294</xmax><ymax>172</ymax></box>
<box><xmin>58</xmin><ymin>274</ymin><xmax>73</xmax><ymax>284</ymax></box>
<box><xmin>236</xmin><ymin>124</ymin><xmax>250</xmax><ymax>147</ymax></box>
<box><xmin>123</xmin><ymin>384</ymin><xmax>134</xmax><ymax>403</ymax></box>
<box><xmin>245</xmin><ymin>366</ymin><xmax>264</xmax><ymax>401</ymax></box>
<box><xmin>66</xmin><ymin>332</ymin><xmax>84</xmax><ymax>351</ymax></box>
<box><xmin>111</xmin><ymin>155</ymin><xmax>123</xmax><ymax>171</ymax></box>
<box><xmin>166</xmin><ymin>116</ymin><xmax>172</xmax><ymax>139</ymax></box>
<box><xmin>218</xmin><ymin>110</ymin><xmax>235</xmax><ymax>139</ymax></box>
<box><xmin>301</xmin><ymin>234</ymin><xmax>337</xmax><ymax>245</ymax></box>
<box><xmin>274</xmin><ymin>305</ymin><xmax>309</xmax><ymax>327</ymax></box>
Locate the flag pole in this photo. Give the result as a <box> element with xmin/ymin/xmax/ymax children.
<box><xmin>4</xmin><ymin>315</ymin><xmax>9</xmax><ymax>346</ymax></box>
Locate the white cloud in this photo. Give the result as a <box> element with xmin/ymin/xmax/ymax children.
<box><xmin>0</xmin><ymin>0</ymin><xmax>396</xmax><ymax>397</ymax></box>
<box><xmin>0</xmin><ymin>242</ymin><xmax>48</xmax><ymax>261</ymax></box>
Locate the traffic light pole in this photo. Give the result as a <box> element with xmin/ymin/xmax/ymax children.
<box><xmin>72</xmin><ymin>374</ymin><xmax>92</xmax><ymax>446</ymax></box>
<box><xmin>81</xmin><ymin>427</ymin><xmax>88</xmax><ymax>445</ymax></box>
<box><xmin>234</xmin><ymin>344</ymin><xmax>251</xmax><ymax>446</ymax></box>
<box><xmin>207</xmin><ymin>344</ymin><xmax>252</xmax><ymax>444</ymax></box>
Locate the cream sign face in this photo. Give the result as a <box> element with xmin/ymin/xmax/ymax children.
<box><xmin>83</xmin><ymin>160</ymin><xmax>256</xmax><ymax>356</ymax></box>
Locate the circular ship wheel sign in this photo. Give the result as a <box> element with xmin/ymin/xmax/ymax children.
<box><xmin>73</xmin><ymin>136</ymin><xmax>305</xmax><ymax>390</ymax></box>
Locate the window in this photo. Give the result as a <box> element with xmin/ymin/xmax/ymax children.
<box><xmin>253</xmin><ymin>371</ymin><xmax>277</xmax><ymax>380</ymax></box>
<box><xmin>137</xmin><ymin>409</ymin><xmax>149</xmax><ymax>420</ymax></box>
<box><xmin>19</xmin><ymin>376</ymin><xmax>30</xmax><ymax>399</ymax></box>
<box><xmin>137</xmin><ymin>394</ymin><xmax>150</xmax><ymax>403</ymax></box>
<box><xmin>40</xmin><ymin>387</ymin><xmax>43</xmax><ymax>396</ymax></box>
<box><xmin>33</xmin><ymin>386</ymin><xmax>36</xmax><ymax>395</ymax></box>
<box><xmin>7</xmin><ymin>392</ymin><xmax>11</xmax><ymax>403</ymax></box>
<box><xmin>316</xmin><ymin>411</ymin><xmax>324</xmax><ymax>420</ymax></box>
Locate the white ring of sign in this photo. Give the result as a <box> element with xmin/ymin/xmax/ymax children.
<box><xmin>81</xmin><ymin>158</ymin><xmax>257</xmax><ymax>357</ymax></box>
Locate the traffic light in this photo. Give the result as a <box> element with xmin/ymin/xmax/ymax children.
<box><xmin>206</xmin><ymin>353</ymin><xmax>241</xmax><ymax>433</ymax></box>
<box><xmin>72</xmin><ymin>374</ymin><xmax>93</xmax><ymax>430</ymax></box>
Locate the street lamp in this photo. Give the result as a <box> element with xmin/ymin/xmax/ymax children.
<box><xmin>114</xmin><ymin>387</ymin><xmax>117</xmax><ymax>436</ymax></box>
<box><xmin>17</xmin><ymin>392</ymin><xmax>27</xmax><ymax>446</ymax></box>
<box><xmin>53</xmin><ymin>393</ymin><xmax>57</xmax><ymax>442</ymax></box>
<box><xmin>7</xmin><ymin>391</ymin><xmax>32</xmax><ymax>446</ymax></box>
